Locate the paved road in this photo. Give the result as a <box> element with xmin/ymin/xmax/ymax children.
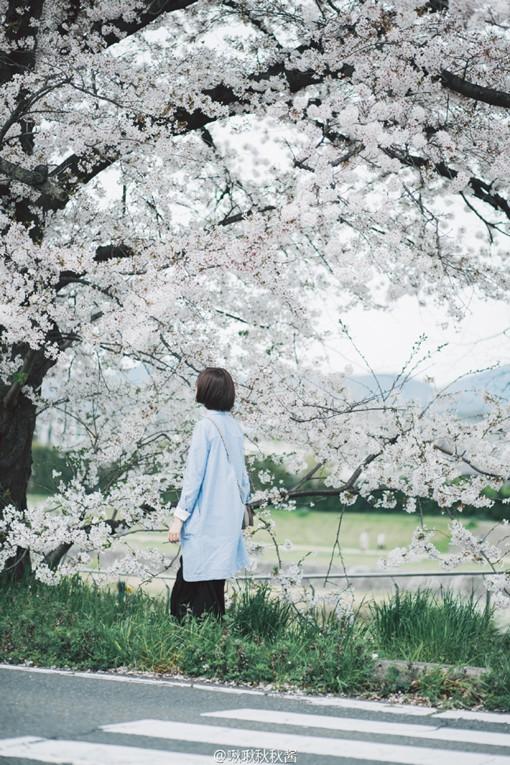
<box><xmin>1</xmin><ymin>663</ymin><xmax>510</xmax><ymax>764</ymax></box>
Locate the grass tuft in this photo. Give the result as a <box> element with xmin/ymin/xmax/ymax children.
<box><xmin>369</xmin><ymin>587</ymin><xmax>499</xmax><ymax>666</ymax></box>
<box><xmin>228</xmin><ymin>582</ymin><xmax>295</xmax><ymax>641</ymax></box>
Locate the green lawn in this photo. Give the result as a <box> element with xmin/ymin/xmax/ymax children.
<box><xmin>99</xmin><ymin>509</ymin><xmax>495</xmax><ymax>573</ymax></box>
<box><xmin>252</xmin><ymin>507</ymin><xmax>456</xmax><ymax>550</ymax></box>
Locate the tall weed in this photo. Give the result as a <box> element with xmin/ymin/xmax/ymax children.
<box><xmin>227</xmin><ymin>582</ymin><xmax>294</xmax><ymax>641</ymax></box>
<box><xmin>370</xmin><ymin>587</ymin><xmax>499</xmax><ymax>666</ymax></box>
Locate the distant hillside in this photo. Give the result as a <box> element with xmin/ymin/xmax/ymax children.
<box><xmin>447</xmin><ymin>366</ymin><xmax>510</xmax><ymax>417</ymax></box>
<box><xmin>346</xmin><ymin>373</ymin><xmax>434</xmax><ymax>406</ymax></box>
<box><xmin>345</xmin><ymin>366</ymin><xmax>510</xmax><ymax>418</ymax></box>
<box><xmin>123</xmin><ymin>363</ymin><xmax>510</xmax><ymax>419</ymax></box>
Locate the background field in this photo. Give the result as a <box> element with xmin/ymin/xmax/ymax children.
<box><xmin>28</xmin><ymin>495</ymin><xmax>497</xmax><ymax>574</ymax></box>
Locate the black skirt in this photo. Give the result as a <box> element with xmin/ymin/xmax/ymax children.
<box><xmin>170</xmin><ymin>555</ymin><xmax>226</xmax><ymax>621</ymax></box>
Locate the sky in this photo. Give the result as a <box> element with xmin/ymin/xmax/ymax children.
<box><xmin>313</xmin><ymin>291</ymin><xmax>510</xmax><ymax>386</ymax></box>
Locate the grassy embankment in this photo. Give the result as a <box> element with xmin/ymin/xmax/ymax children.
<box><xmin>1</xmin><ymin>574</ymin><xmax>509</xmax><ymax>711</ymax></box>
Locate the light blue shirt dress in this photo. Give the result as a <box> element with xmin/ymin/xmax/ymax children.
<box><xmin>173</xmin><ymin>407</ymin><xmax>252</xmax><ymax>582</ymax></box>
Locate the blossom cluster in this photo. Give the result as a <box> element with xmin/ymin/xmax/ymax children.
<box><xmin>0</xmin><ymin>1</ymin><xmax>509</xmax><ymax>608</ymax></box>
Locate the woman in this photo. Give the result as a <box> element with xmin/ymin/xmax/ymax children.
<box><xmin>167</xmin><ymin>367</ymin><xmax>252</xmax><ymax>621</ymax></box>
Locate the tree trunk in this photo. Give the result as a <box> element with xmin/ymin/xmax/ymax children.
<box><xmin>0</xmin><ymin>390</ymin><xmax>36</xmax><ymax>583</ymax></box>
<box><xmin>0</xmin><ymin>342</ymin><xmax>60</xmax><ymax>585</ymax></box>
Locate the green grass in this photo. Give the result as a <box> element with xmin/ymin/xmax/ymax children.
<box><xmin>1</xmin><ymin>574</ymin><xmax>510</xmax><ymax>709</ymax></box>
<box><xmin>254</xmin><ymin>508</ymin><xmax>456</xmax><ymax>551</ymax></box>
<box><xmin>369</xmin><ymin>587</ymin><xmax>499</xmax><ymax>666</ymax></box>
<box><xmin>483</xmin><ymin>651</ymin><xmax>510</xmax><ymax>710</ymax></box>
<box><xmin>0</xmin><ymin>574</ymin><xmax>373</xmax><ymax>694</ymax></box>
<box><xmin>229</xmin><ymin>582</ymin><xmax>295</xmax><ymax>641</ymax></box>
<box><xmin>75</xmin><ymin>506</ymin><xmax>494</xmax><ymax>575</ymax></box>
<box><xmin>365</xmin><ymin>588</ymin><xmax>510</xmax><ymax>709</ymax></box>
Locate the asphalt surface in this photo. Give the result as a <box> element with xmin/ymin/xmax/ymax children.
<box><xmin>1</xmin><ymin>663</ymin><xmax>510</xmax><ymax>764</ymax></box>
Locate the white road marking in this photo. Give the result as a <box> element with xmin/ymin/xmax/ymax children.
<box><xmin>203</xmin><ymin>708</ymin><xmax>510</xmax><ymax>749</ymax></box>
<box><xmin>0</xmin><ymin>663</ymin><xmax>197</xmax><ymax>690</ymax></box>
<box><xmin>300</xmin><ymin>696</ymin><xmax>437</xmax><ymax>716</ymax></box>
<box><xmin>0</xmin><ymin>736</ymin><xmax>213</xmax><ymax>764</ymax></box>
<box><xmin>100</xmin><ymin>719</ymin><xmax>510</xmax><ymax>764</ymax></box>
<box><xmin>434</xmin><ymin>710</ymin><xmax>510</xmax><ymax>726</ymax></box>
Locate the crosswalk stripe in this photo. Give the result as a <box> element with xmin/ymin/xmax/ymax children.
<box><xmin>100</xmin><ymin>719</ymin><xmax>510</xmax><ymax>764</ymax></box>
<box><xmin>300</xmin><ymin>696</ymin><xmax>437</xmax><ymax>716</ymax></box>
<box><xmin>434</xmin><ymin>710</ymin><xmax>510</xmax><ymax>726</ymax></box>
<box><xmin>0</xmin><ymin>736</ymin><xmax>213</xmax><ymax>764</ymax></box>
<box><xmin>203</xmin><ymin>708</ymin><xmax>510</xmax><ymax>749</ymax></box>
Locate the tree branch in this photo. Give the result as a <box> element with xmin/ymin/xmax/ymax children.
<box><xmin>0</xmin><ymin>156</ymin><xmax>67</xmax><ymax>205</ymax></box>
<box><xmin>90</xmin><ymin>0</ymin><xmax>200</xmax><ymax>48</ymax></box>
<box><xmin>440</xmin><ymin>69</ymin><xmax>510</xmax><ymax>110</ymax></box>
<box><xmin>0</xmin><ymin>0</ymin><xmax>44</xmax><ymax>86</ymax></box>
<box><xmin>384</xmin><ymin>146</ymin><xmax>510</xmax><ymax>220</ymax></box>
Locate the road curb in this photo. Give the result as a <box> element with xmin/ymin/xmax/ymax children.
<box><xmin>375</xmin><ymin>658</ymin><xmax>486</xmax><ymax>680</ymax></box>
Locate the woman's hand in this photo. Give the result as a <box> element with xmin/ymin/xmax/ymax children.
<box><xmin>168</xmin><ymin>517</ymin><xmax>183</xmax><ymax>542</ymax></box>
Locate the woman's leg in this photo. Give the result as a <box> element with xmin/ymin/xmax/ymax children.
<box><xmin>170</xmin><ymin>557</ymin><xmax>226</xmax><ymax>620</ymax></box>
<box><xmin>170</xmin><ymin>556</ymin><xmax>194</xmax><ymax>621</ymax></box>
<box><xmin>189</xmin><ymin>577</ymin><xmax>226</xmax><ymax>619</ymax></box>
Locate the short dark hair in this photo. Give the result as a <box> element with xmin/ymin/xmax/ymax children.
<box><xmin>195</xmin><ymin>367</ymin><xmax>235</xmax><ymax>411</ymax></box>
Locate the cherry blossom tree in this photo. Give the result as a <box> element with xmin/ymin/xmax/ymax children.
<box><xmin>0</xmin><ymin>0</ymin><xmax>509</xmax><ymax>604</ymax></box>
